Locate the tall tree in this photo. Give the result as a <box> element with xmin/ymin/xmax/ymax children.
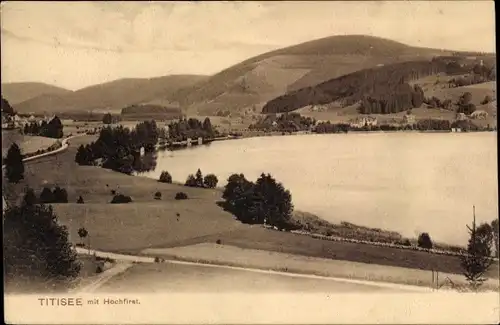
<box><xmin>461</xmin><ymin>207</ymin><xmax>494</xmax><ymax>291</ymax></box>
<box><xmin>5</xmin><ymin>143</ymin><xmax>24</xmax><ymax>183</ymax></box>
<box><xmin>195</xmin><ymin>169</ymin><xmax>204</xmax><ymax>187</ymax></box>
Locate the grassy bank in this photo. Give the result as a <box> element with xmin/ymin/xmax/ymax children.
<box><xmin>2</xmin><ymin>130</ymin><xmax>58</xmax><ymax>158</ymax></box>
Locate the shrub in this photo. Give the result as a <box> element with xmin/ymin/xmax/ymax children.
<box><xmin>111</xmin><ymin>190</ymin><xmax>116</xmax><ymax>195</ymax></box>
<box><xmin>110</xmin><ymin>194</ymin><xmax>132</xmax><ymax>204</ymax></box>
<box><xmin>52</xmin><ymin>186</ymin><xmax>68</xmax><ymax>203</ymax></box>
<box><xmin>154</xmin><ymin>257</ymin><xmax>161</xmax><ymax>263</ymax></box>
<box><xmin>95</xmin><ymin>265</ymin><xmax>103</xmax><ymax>274</ymax></box>
<box><xmin>154</xmin><ymin>191</ymin><xmax>162</xmax><ymax>200</ymax></box>
<box><xmin>175</xmin><ymin>192</ymin><xmax>188</xmax><ymax>200</ymax></box>
<box><xmin>216</xmin><ymin>239</ymin><xmax>222</xmax><ymax>244</ymax></box>
<box><xmin>203</xmin><ymin>174</ymin><xmax>219</xmax><ymax>188</ymax></box>
<box><xmin>40</xmin><ymin>187</ymin><xmax>55</xmax><ymax>204</ymax></box>
<box><xmin>403</xmin><ymin>239</ymin><xmax>412</xmax><ymax>246</ymax></box>
<box><xmin>417</xmin><ymin>232</ymin><xmax>433</xmax><ymax>249</ymax></box>
<box><xmin>481</xmin><ymin>95</ymin><xmax>493</xmax><ymax>105</ymax></box>
<box><xmin>159</xmin><ymin>171</ymin><xmax>173</xmax><ymax>183</ymax></box>
<box><xmin>77</xmin><ymin>196</ymin><xmax>84</xmax><ymax>204</ymax></box>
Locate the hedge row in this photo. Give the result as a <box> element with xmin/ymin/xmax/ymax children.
<box><xmin>286</xmin><ymin>228</ymin><xmax>472</xmax><ymax>258</ymax></box>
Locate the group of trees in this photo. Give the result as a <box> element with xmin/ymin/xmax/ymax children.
<box><xmin>167</xmin><ymin>117</ymin><xmax>216</xmax><ymax>142</ymax></box>
<box><xmin>184</xmin><ymin>169</ymin><xmax>218</xmax><ymax>189</ymax></box>
<box><xmin>39</xmin><ymin>186</ymin><xmax>69</xmax><ymax>204</ymax></box>
<box><xmin>102</xmin><ymin>113</ymin><xmax>121</xmax><ymax>125</ymax></box>
<box><xmin>159</xmin><ymin>171</ymin><xmax>173</xmax><ymax>183</ymax></box>
<box><xmin>415</xmin><ymin>119</ymin><xmax>451</xmax><ymax>131</ymax></box>
<box><xmin>74</xmin><ymin>121</ymin><xmax>159</xmax><ymax>174</ymax></box>
<box><xmin>4</xmin><ymin>188</ymin><xmax>80</xmax><ymax>290</ymax></box>
<box><xmin>249</xmin><ymin>113</ymin><xmax>316</xmax><ymax>132</ymax></box>
<box><xmin>23</xmin><ymin>116</ymin><xmax>64</xmax><ymax>139</ymax></box>
<box><xmin>222</xmin><ymin>173</ymin><xmax>294</xmax><ymax>229</ymax></box>
<box><xmin>314</xmin><ymin>122</ymin><xmax>350</xmax><ymax>134</ymax></box>
<box><xmin>424</xmin><ymin>97</ymin><xmax>453</xmax><ymax>110</ymax></box>
<box><xmin>455</xmin><ymin>92</ymin><xmax>477</xmax><ymax>115</ymax></box>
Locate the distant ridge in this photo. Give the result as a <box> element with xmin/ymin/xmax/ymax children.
<box><xmin>1</xmin><ymin>82</ymin><xmax>72</xmax><ymax>105</ymax></box>
<box><xmin>12</xmin><ymin>75</ymin><xmax>208</xmax><ymax>115</ymax></box>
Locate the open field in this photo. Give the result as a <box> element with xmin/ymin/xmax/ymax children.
<box><xmin>2</xmin><ymin>130</ymin><xmax>57</xmax><ymax>157</ymax></box>
<box><xmin>151</xmin><ymin>226</ymin><xmax>499</xmax><ymax>278</ymax></box>
<box><xmin>98</xmin><ymin>260</ymin><xmax>407</xmax><ymax>293</ymax></box>
<box><xmin>142</xmin><ymin>243</ymin><xmax>499</xmax><ymax>290</ymax></box>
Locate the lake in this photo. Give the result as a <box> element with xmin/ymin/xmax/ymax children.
<box><xmin>139</xmin><ymin>132</ymin><xmax>498</xmax><ymax>246</ymax></box>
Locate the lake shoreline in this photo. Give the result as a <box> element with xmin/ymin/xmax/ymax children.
<box><xmin>160</xmin><ymin>128</ymin><xmax>497</xmax><ymax>150</ymax></box>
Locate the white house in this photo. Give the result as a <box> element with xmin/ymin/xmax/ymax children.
<box><xmin>470</xmin><ymin>110</ymin><xmax>488</xmax><ymax>120</ymax></box>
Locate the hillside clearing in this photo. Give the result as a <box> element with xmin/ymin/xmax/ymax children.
<box><xmin>1</xmin><ymin>130</ymin><xmax>57</xmax><ymax>157</ymax></box>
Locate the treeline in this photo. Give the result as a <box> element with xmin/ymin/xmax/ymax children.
<box><xmin>358</xmin><ymin>84</ymin><xmax>424</xmax><ymax>114</ymax></box>
<box><xmin>121</xmin><ymin>104</ymin><xmax>183</xmax><ymax>120</ymax></box>
<box><xmin>23</xmin><ymin>116</ymin><xmax>64</xmax><ymax>139</ymax></box>
<box><xmin>262</xmin><ymin>60</ymin><xmax>448</xmax><ymax>114</ymax></box>
<box><xmin>222</xmin><ymin>173</ymin><xmax>295</xmax><ymax>229</ymax></box>
<box><xmin>315</xmin><ymin>122</ymin><xmax>350</xmax><ymax>133</ymax></box>
<box><xmin>75</xmin><ymin>120</ymin><xmax>159</xmax><ymax>174</ymax></box>
<box><xmin>167</xmin><ymin>117</ymin><xmax>216</xmax><ymax>142</ymax></box>
<box><xmin>249</xmin><ymin>112</ymin><xmax>316</xmax><ymax>131</ymax></box>
<box><xmin>312</xmin><ymin>119</ymin><xmax>485</xmax><ymax>133</ymax></box>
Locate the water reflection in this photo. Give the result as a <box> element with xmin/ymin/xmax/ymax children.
<box><xmin>132</xmin><ymin>151</ymin><xmax>157</xmax><ymax>173</ymax></box>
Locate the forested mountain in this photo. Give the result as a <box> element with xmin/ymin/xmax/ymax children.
<box><xmin>262</xmin><ymin>57</ymin><xmax>496</xmax><ymax>115</ymax></box>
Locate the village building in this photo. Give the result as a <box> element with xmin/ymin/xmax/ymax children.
<box><xmin>349</xmin><ymin>116</ymin><xmax>377</xmax><ymax>128</ymax></box>
<box><xmin>403</xmin><ymin>114</ymin><xmax>416</xmax><ymax>125</ymax></box>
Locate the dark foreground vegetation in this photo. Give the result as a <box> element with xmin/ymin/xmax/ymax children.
<box><xmin>4</xmin><ymin>189</ymin><xmax>80</xmax><ymax>292</ymax></box>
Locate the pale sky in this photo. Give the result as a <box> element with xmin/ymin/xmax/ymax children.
<box><xmin>1</xmin><ymin>1</ymin><xmax>496</xmax><ymax>90</ymax></box>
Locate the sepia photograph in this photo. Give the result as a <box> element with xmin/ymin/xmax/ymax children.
<box><xmin>2</xmin><ymin>1</ymin><xmax>498</xmax><ymax>323</ymax></box>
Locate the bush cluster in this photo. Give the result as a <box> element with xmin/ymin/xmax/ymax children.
<box><xmin>184</xmin><ymin>169</ymin><xmax>218</xmax><ymax>189</ymax></box>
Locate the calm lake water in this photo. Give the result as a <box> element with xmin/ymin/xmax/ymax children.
<box><xmin>140</xmin><ymin>133</ymin><xmax>498</xmax><ymax>246</ymax></box>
